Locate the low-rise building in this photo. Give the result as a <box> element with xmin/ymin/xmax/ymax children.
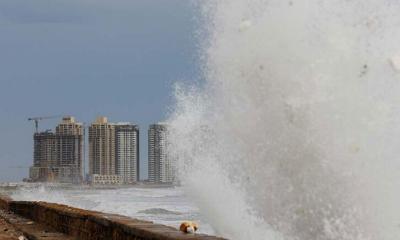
<box><xmin>91</xmin><ymin>174</ymin><xmax>123</xmax><ymax>185</ymax></box>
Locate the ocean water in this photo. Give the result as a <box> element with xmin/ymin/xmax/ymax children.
<box><xmin>3</xmin><ymin>1</ymin><xmax>400</xmax><ymax>240</ymax></box>
<box><xmin>167</xmin><ymin>1</ymin><xmax>400</xmax><ymax>240</ymax></box>
<box><xmin>1</xmin><ymin>183</ymin><xmax>215</xmax><ymax>235</ymax></box>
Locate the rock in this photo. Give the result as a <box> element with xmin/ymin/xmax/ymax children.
<box><xmin>180</xmin><ymin>221</ymin><xmax>199</xmax><ymax>234</ymax></box>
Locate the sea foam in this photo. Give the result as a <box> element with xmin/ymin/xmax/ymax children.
<box><xmin>168</xmin><ymin>1</ymin><xmax>400</xmax><ymax>239</ymax></box>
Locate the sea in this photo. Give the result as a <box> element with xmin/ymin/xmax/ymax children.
<box><xmin>3</xmin><ymin>0</ymin><xmax>400</xmax><ymax>239</ymax></box>
<box><xmin>0</xmin><ymin>182</ymin><xmax>215</xmax><ymax>235</ymax></box>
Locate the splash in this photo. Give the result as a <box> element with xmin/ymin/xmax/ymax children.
<box><xmin>167</xmin><ymin>1</ymin><xmax>400</xmax><ymax>239</ymax></box>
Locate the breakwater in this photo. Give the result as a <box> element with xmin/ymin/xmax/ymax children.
<box><xmin>0</xmin><ymin>196</ymin><xmax>226</xmax><ymax>240</ymax></box>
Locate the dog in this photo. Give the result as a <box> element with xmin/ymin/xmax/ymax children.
<box><xmin>179</xmin><ymin>221</ymin><xmax>198</xmax><ymax>234</ymax></box>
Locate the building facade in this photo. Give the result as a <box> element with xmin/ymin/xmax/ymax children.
<box><xmin>89</xmin><ymin>117</ymin><xmax>140</xmax><ymax>184</ymax></box>
<box><xmin>88</xmin><ymin>117</ymin><xmax>116</xmax><ymax>176</ymax></box>
<box><xmin>55</xmin><ymin>116</ymin><xmax>83</xmax><ymax>183</ymax></box>
<box><xmin>91</xmin><ymin>174</ymin><xmax>123</xmax><ymax>185</ymax></box>
<box><xmin>29</xmin><ymin>116</ymin><xmax>83</xmax><ymax>183</ymax></box>
<box><xmin>30</xmin><ymin>131</ymin><xmax>57</xmax><ymax>182</ymax></box>
<box><xmin>115</xmin><ymin>124</ymin><xmax>140</xmax><ymax>183</ymax></box>
<box><xmin>148</xmin><ymin>123</ymin><xmax>175</xmax><ymax>184</ymax></box>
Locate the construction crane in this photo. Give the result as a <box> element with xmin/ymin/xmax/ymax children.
<box><xmin>28</xmin><ymin>115</ymin><xmax>62</xmax><ymax>133</ymax></box>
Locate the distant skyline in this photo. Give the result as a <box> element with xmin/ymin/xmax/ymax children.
<box><xmin>0</xmin><ymin>0</ymin><xmax>202</xmax><ymax>181</ymax></box>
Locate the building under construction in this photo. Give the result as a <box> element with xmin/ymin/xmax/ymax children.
<box><xmin>29</xmin><ymin>116</ymin><xmax>83</xmax><ymax>183</ymax></box>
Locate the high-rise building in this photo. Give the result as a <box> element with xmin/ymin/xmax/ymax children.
<box><xmin>148</xmin><ymin>123</ymin><xmax>174</xmax><ymax>184</ymax></box>
<box><xmin>55</xmin><ymin>116</ymin><xmax>83</xmax><ymax>183</ymax></box>
<box><xmin>88</xmin><ymin>117</ymin><xmax>140</xmax><ymax>184</ymax></box>
<box><xmin>115</xmin><ymin>123</ymin><xmax>140</xmax><ymax>183</ymax></box>
<box><xmin>29</xmin><ymin>116</ymin><xmax>83</xmax><ymax>183</ymax></box>
<box><xmin>30</xmin><ymin>131</ymin><xmax>57</xmax><ymax>182</ymax></box>
<box><xmin>88</xmin><ymin>117</ymin><xmax>116</xmax><ymax>176</ymax></box>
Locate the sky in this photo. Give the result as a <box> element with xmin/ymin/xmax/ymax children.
<box><xmin>0</xmin><ymin>0</ymin><xmax>201</xmax><ymax>181</ymax></box>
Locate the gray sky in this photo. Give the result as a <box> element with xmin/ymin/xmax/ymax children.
<box><xmin>0</xmin><ymin>0</ymin><xmax>201</xmax><ymax>181</ymax></box>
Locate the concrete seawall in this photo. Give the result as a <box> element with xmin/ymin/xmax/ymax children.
<box><xmin>0</xmin><ymin>196</ymin><xmax>227</xmax><ymax>240</ymax></box>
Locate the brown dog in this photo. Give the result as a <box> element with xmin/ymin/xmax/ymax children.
<box><xmin>179</xmin><ymin>221</ymin><xmax>198</xmax><ymax>233</ymax></box>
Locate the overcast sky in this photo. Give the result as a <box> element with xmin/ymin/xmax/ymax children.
<box><xmin>0</xmin><ymin>0</ymin><xmax>201</xmax><ymax>181</ymax></box>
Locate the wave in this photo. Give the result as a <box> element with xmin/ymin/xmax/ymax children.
<box><xmin>137</xmin><ymin>208</ymin><xmax>182</xmax><ymax>216</ymax></box>
<box><xmin>168</xmin><ymin>1</ymin><xmax>400</xmax><ymax>239</ymax></box>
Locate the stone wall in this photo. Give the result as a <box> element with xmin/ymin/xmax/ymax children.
<box><xmin>0</xmin><ymin>196</ymin><xmax>227</xmax><ymax>240</ymax></box>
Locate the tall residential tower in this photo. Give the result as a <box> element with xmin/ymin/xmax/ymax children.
<box><xmin>55</xmin><ymin>116</ymin><xmax>84</xmax><ymax>183</ymax></box>
<box><xmin>88</xmin><ymin>117</ymin><xmax>140</xmax><ymax>184</ymax></box>
<box><xmin>148</xmin><ymin>123</ymin><xmax>175</xmax><ymax>184</ymax></box>
<box><xmin>88</xmin><ymin>117</ymin><xmax>116</xmax><ymax>176</ymax></box>
<box><xmin>115</xmin><ymin>123</ymin><xmax>140</xmax><ymax>183</ymax></box>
